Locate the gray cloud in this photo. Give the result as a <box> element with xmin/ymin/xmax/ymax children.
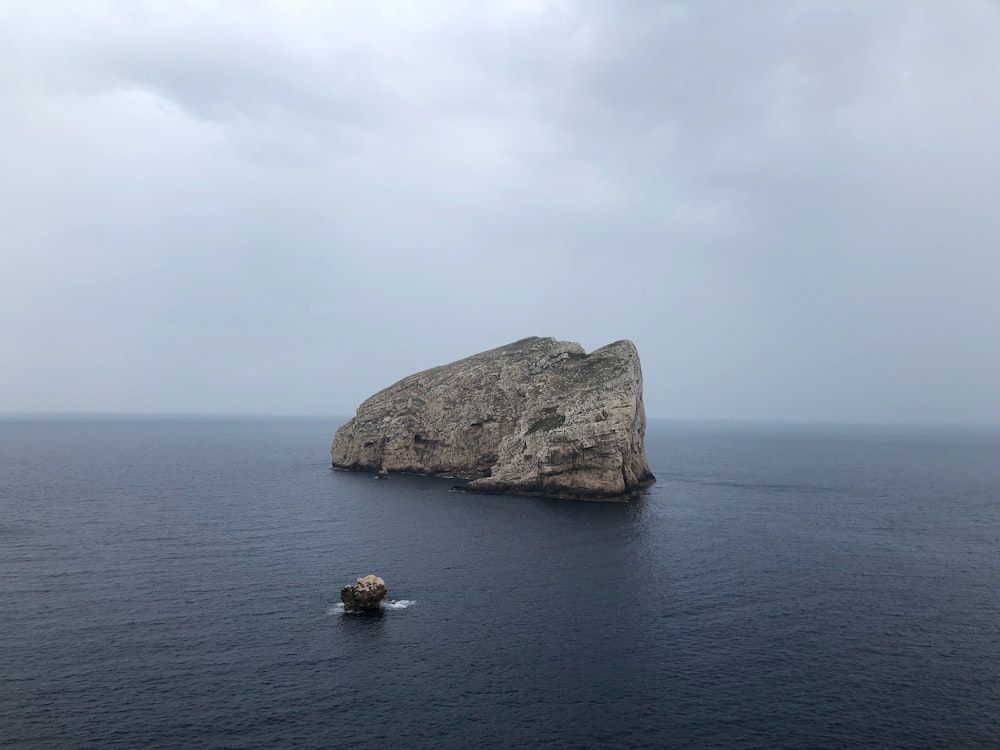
<box><xmin>1</xmin><ymin>0</ymin><xmax>997</xmax><ymax>423</ymax></box>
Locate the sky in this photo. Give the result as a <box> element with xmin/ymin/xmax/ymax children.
<box><xmin>1</xmin><ymin>0</ymin><xmax>998</xmax><ymax>424</ymax></box>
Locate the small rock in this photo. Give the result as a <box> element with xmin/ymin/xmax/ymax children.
<box><xmin>340</xmin><ymin>575</ymin><xmax>387</xmax><ymax>612</ymax></box>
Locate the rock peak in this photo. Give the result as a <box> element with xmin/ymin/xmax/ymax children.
<box><xmin>331</xmin><ymin>337</ymin><xmax>654</xmax><ymax>500</ymax></box>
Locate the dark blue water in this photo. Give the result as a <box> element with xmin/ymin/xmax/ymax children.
<box><xmin>1</xmin><ymin>417</ymin><xmax>998</xmax><ymax>749</ymax></box>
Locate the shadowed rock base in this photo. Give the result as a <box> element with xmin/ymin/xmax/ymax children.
<box><xmin>332</xmin><ymin>337</ymin><xmax>655</xmax><ymax>500</ymax></box>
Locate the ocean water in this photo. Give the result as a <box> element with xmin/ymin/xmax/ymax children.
<box><xmin>1</xmin><ymin>416</ymin><xmax>998</xmax><ymax>749</ymax></box>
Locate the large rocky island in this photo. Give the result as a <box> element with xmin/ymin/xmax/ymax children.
<box><xmin>331</xmin><ymin>337</ymin><xmax>655</xmax><ymax>500</ymax></box>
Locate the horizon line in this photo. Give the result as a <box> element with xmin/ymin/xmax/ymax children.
<box><xmin>1</xmin><ymin>411</ymin><xmax>998</xmax><ymax>431</ymax></box>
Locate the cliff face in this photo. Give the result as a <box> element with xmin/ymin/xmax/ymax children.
<box><xmin>331</xmin><ymin>337</ymin><xmax>655</xmax><ymax>500</ymax></box>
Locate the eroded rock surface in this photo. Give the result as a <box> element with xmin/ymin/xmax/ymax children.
<box><xmin>331</xmin><ymin>337</ymin><xmax>655</xmax><ymax>500</ymax></box>
<box><xmin>340</xmin><ymin>575</ymin><xmax>388</xmax><ymax>611</ymax></box>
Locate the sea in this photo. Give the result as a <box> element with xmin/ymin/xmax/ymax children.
<box><xmin>1</xmin><ymin>416</ymin><xmax>997</xmax><ymax>749</ymax></box>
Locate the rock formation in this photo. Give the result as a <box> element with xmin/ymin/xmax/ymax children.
<box><xmin>340</xmin><ymin>575</ymin><xmax>388</xmax><ymax>612</ymax></box>
<box><xmin>331</xmin><ymin>337</ymin><xmax>655</xmax><ymax>500</ymax></box>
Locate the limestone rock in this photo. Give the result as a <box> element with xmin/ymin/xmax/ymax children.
<box><xmin>340</xmin><ymin>575</ymin><xmax>388</xmax><ymax>612</ymax></box>
<box><xmin>331</xmin><ymin>337</ymin><xmax>655</xmax><ymax>500</ymax></box>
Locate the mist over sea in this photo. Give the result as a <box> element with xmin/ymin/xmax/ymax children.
<box><xmin>2</xmin><ymin>416</ymin><xmax>998</xmax><ymax>749</ymax></box>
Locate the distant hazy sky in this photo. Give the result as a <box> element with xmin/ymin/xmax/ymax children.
<box><xmin>2</xmin><ymin>1</ymin><xmax>998</xmax><ymax>424</ymax></box>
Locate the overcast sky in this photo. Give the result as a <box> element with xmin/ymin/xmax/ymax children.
<box><xmin>2</xmin><ymin>0</ymin><xmax>998</xmax><ymax>424</ymax></box>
